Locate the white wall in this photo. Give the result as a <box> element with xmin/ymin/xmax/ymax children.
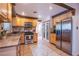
<box><xmin>72</xmin><ymin>16</ymin><xmax>79</xmax><ymax>56</ymax></box>
<box><xmin>65</xmin><ymin>3</ymin><xmax>79</xmax><ymax>55</ymax></box>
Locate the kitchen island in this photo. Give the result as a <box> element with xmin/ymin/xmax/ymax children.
<box><xmin>0</xmin><ymin>34</ymin><xmax>20</xmax><ymax>56</ymax></box>
<box><xmin>0</xmin><ymin>31</ymin><xmax>38</xmax><ymax>56</ymax></box>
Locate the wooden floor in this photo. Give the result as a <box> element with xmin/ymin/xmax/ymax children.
<box><xmin>20</xmin><ymin>37</ymin><xmax>69</xmax><ymax>56</ymax></box>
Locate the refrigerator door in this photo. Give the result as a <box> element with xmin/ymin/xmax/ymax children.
<box><xmin>62</xmin><ymin>20</ymin><xmax>72</xmax><ymax>55</ymax></box>
<box><xmin>56</xmin><ymin>22</ymin><xmax>62</xmax><ymax>49</ymax></box>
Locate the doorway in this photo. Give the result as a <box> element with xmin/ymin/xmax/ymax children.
<box><xmin>36</xmin><ymin>22</ymin><xmax>42</xmax><ymax>40</ymax></box>
<box><xmin>45</xmin><ymin>21</ymin><xmax>50</xmax><ymax>40</ymax></box>
<box><xmin>42</xmin><ymin>21</ymin><xmax>50</xmax><ymax>40</ymax></box>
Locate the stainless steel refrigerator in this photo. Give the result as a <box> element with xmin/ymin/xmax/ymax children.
<box><xmin>56</xmin><ymin>19</ymin><xmax>72</xmax><ymax>55</ymax></box>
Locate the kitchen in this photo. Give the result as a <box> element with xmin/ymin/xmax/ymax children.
<box><xmin>0</xmin><ymin>3</ymin><xmax>38</xmax><ymax>56</ymax></box>
<box><xmin>0</xmin><ymin>3</ymin><xmax>79</xmax><ymax>56</ymax></box>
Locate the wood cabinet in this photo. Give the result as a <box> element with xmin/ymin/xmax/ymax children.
<box><xmin>33</xmin><ymin>33</ymin><xmax>38</xmax><ymax>43</ymax></box>
<box><xmin>20</xmin><ymin>32</ymin><xmax>38</xmax><ymax>43</ymax></box>
<box><xmin>50</xmin><ymin>33</ymin><xmax>56</xmax><ymax>45</ymax></box>
<box><xmin>20</xmin><ymin>32</ymin><xmax>24</xmax><ymax>44</ymax></box>
<box><xmin>0</xmin><ymin>3</ymin><xmax>12</xmax><ymax>22</ymax></box>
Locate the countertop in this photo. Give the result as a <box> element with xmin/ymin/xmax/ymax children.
<box><xmin>0</xmin><ymin>35</ymin><xmax>20</xmax><ymax>48</ymax></box>
<box><xmin>0</xmin><ymin>30</ymin><xmax>3</xmax><ymax>32</ymax></box>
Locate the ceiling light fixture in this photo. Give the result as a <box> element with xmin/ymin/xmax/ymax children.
<box><xmin>33</xmin><ymin>11</ymin><xmax>37</xmax><ymax>13</ymax></box>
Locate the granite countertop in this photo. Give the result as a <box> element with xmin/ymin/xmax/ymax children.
<box><xmin>0</xmin><ymin>35</ymin><xmax>20</xmax><ymax>48</ymax></box>
<box><xmin>0</xmin><ymin>30</ymin><xmax>3</xmax><ymax>32</ymax></box>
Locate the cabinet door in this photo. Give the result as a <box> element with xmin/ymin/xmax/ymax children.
<box><xmin>20</xmin><ymin>33</ymin><xmax>24</xmax><ymax>44</ymax></box>
<box><xmin>33</xmin><ymin>33</ymin><xmax>38</xmax><ymax>43</ymax></box>
<box><xmin>50</xmin><ymin>33</ymin><xmax>56</xmax><ymax>44</ymax></box>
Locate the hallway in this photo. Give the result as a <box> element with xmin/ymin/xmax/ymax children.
<box><xmin>20</xmin><ymin>37</ymin><xmax>69</xmax><ymax>56</ymax></box>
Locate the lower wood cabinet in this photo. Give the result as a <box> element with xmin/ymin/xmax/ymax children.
<box><xmin>50</xmin><ymin>33</ymin><xmax>56</xmax><ymax>45</ymax></box>
<box><xmin>33</xmin><ymin>33</ymin><xmax>38</xmax><ymax>43</ymax></box>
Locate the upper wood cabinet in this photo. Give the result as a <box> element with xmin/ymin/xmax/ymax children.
<box><xmin>14</xmin><ymin>16</ymin><xmax>38</xmax><ymax>27</ymax></box>
<box><xmin>52</xmin><ymin>11</ymin><xmax>73</xmax><ymax>25</ymax></box>
<box><xmin>0</xmin><ymin>3</ymin><xmax>12</xmax><ymax>22</ymax></box>
<box><xmin>7</xmin><ymin>4</ymin><xmax>13</xmax><ymax>22</ymax></box>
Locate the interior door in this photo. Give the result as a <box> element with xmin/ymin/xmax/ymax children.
<box><xmin>61</xmin><ymin>19</ymin><xmax>72</xmax><ymax>55</ymax></box>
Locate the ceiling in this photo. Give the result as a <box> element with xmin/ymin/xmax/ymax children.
<box><xmin>15</xmin><ymin>3</ymin><xmax>67</xmax><ymax>20</ymax></box>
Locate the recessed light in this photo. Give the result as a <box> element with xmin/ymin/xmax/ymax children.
<box><xmin>33</xmin><ymin>11</ymin><xmax>37</xmax><ymax>13</ymax></box>
<box><xmin>2</xmin><ymin>9</ymin><xmax>7</xmax><ymax>13</ymax></box>
<box><xmin>49</xmin><ymin>6</ymin><xmax>53</xmax><ymax>10</ymax></box>
<box><xmin>22</xmin><ymin>12</ymin><xmax>25</xmax><ymax>15</ymax></box>
<box><xmin>38</xmin><ymin>15</ymin><xmax>42</xmax><ymax>18</ymax></box>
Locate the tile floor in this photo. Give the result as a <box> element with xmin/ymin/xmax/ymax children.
<box><xmin>20</xmin><ymin>37</ymin><xmax>69</xmax><ymax>56</ymax></box>
<box><xmin>0</xmin><ymin>37</ymin><xmax>69</xmax><ymax>56</ymax></box>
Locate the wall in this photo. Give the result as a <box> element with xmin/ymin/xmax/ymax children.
<box><xmin>13</xmin><ymin>16</ymin><xmax>38</xmax><ymax>27</ymax></box>
<box><xmin>65</xmin><ymin>3</ymin><xmax>79</xmax><ymax>56</ymax></box>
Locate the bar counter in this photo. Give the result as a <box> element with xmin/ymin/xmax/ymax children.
<box><xmin>0</xmin><ymin>35</ymin><xmax>20</xmax><ymax>48</ymax></box>
<box><xmin>0</xmin><ymin>34</ymin><xmax>20</xmax><ymax>56</ymax></box>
